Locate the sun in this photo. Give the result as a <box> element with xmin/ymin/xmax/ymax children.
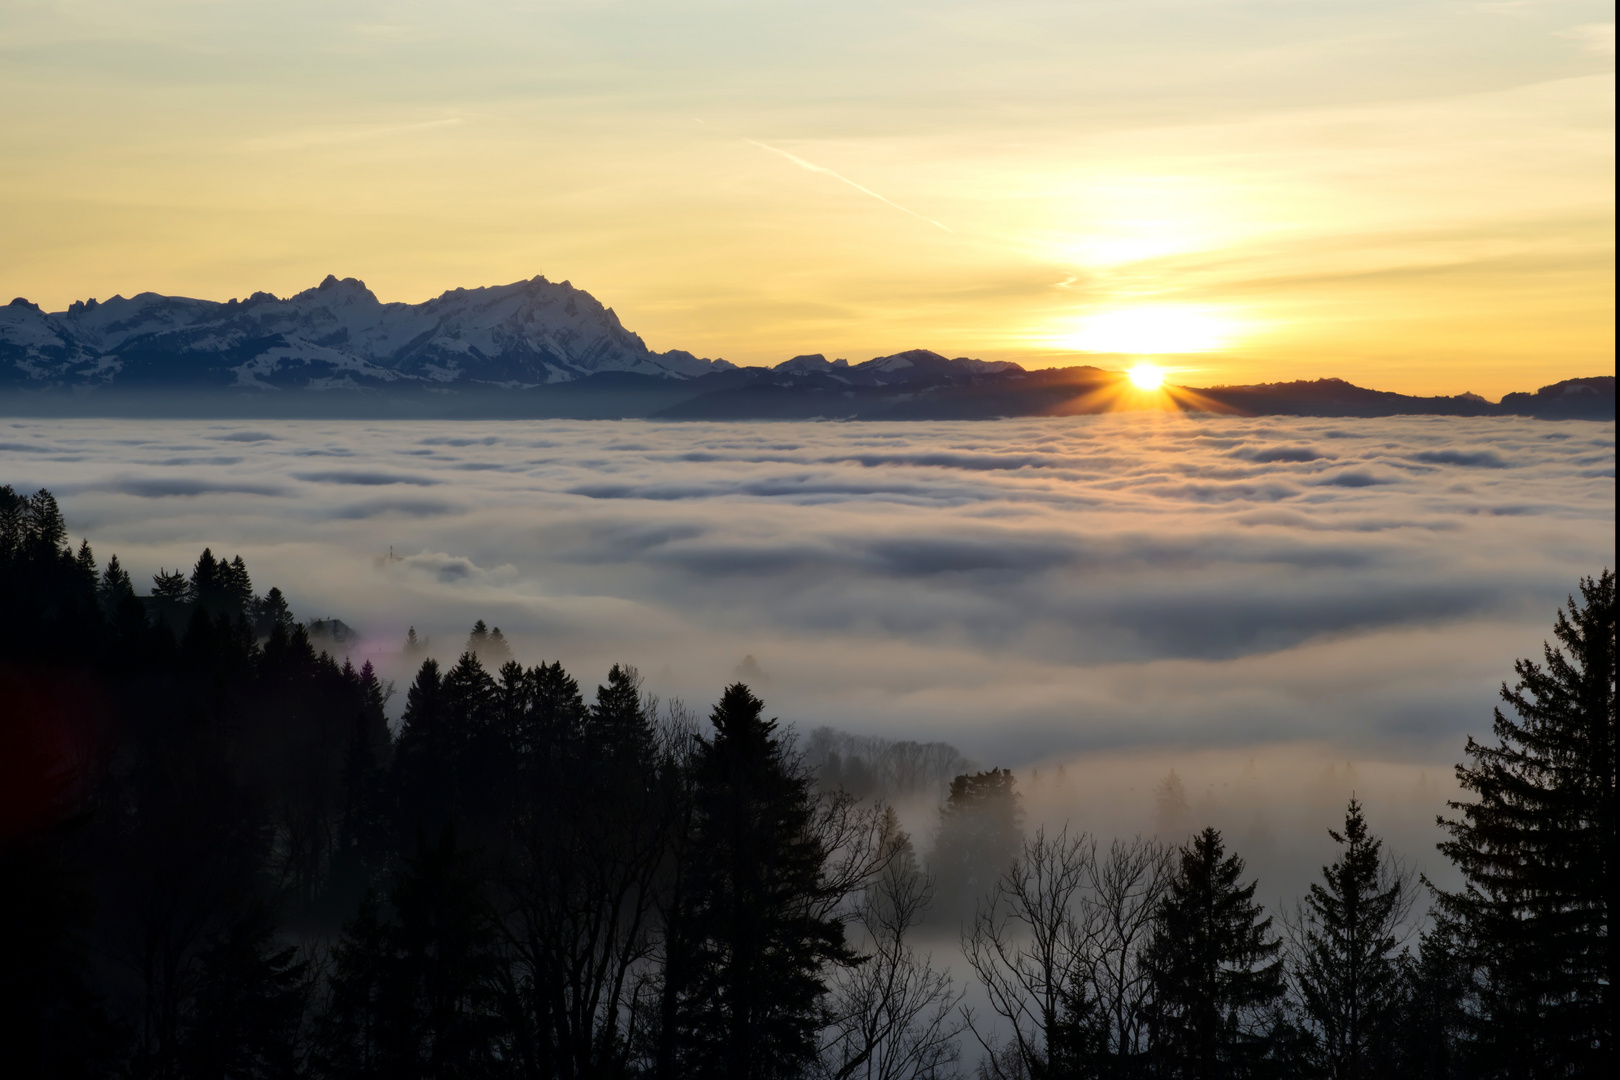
<box><xmin>1128</xmin><ymin>363</ymin><xmax>1165</xmax><ymax>391</ymax></box>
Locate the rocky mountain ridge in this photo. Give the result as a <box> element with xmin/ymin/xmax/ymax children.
<box><xmin>1</xmin><ymin>274</ymin><xmax>731</xmax><ymax>390</ymax></box>
<box><xmin>2</xmin><ymin>276</ymin><xmax>1611</xmax><ymax>420</ymax></box>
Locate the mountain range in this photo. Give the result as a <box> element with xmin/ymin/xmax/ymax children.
<box><xmin>2</xmin><ymin>275</ymin><xmax>1612</xmax><ymax>420</ymax></box>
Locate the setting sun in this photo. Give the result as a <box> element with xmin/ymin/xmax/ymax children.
<box><xmin>1128</xmin><ymin>363</ymin><xmax>1165</xmax><ymax>391</ymax></box>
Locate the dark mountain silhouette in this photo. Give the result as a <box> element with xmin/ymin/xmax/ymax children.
<box><xmin>2</xmin><ymin>278</ymin><xmax>1611</xmax><ymax>419</ymax></box>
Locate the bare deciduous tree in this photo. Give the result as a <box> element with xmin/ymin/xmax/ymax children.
<box><xmin>962</xmin><ymin>827</ymin><xmax>1095</xmax><ymax>1079</ymax></box>
<box><xmin>821</xmin><ymin>810</ymin><xmax>964</xmax><ymax>1080</ymax></box>
<box><xmin>1085</xmin><ymin>837</ymin><xmax>1175</xmax><ymax>1063</ymax></box>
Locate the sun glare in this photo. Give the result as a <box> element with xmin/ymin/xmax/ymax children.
<box><xmin>1064</xmin><ymin>306</ymin><xmax>1231</xmax><ymax>355</ymax></box>
<box><xmin>1128</xmin><ymin>363</ymin><xmax>1165</xmax><ymax>391</ymax></box>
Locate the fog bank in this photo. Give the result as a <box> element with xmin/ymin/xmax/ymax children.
<box><xmin>5</xmin><ymin>414</ymin><xmax>1611</xmax><ymax>801</ymax></box>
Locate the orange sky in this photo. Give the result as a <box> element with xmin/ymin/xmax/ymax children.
<box><xmin>1</xmin><ymin>1</ymin><xmax>1612</xmax><ymax>398</ymax></box>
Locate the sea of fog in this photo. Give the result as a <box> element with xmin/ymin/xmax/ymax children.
<box><xmin>4</xmin><ymin>413</ymin><xmax>1613</xmax><ymax>902</ymax></box>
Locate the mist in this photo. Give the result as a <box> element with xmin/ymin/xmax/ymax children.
<box><xmin>4</xmin><ymin>411</ymin><xmax>1612</xmax><ymax>887</ymax></box>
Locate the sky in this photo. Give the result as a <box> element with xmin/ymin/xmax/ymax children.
<box><xmin>0</xmin><ymin>1</ymin><xmax>1613</xmax><ymax>396</ymax></box>
<box><xmin>3</xmin><ymin>413</ymin><xmax>1613</xmax><ymax>894</ymax></box>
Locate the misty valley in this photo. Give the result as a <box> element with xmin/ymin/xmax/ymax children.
<box><xmin>2</xmin><ymin>441</ymin><xmax>1615</xmax><ymax>1078</ymax></box>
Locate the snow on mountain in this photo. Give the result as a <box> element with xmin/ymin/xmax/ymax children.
<box><xmin>1</xmin><ymin>275</ymin><xmax>734</xmax><ymax>391</ymax></box>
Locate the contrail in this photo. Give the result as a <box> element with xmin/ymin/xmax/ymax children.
<box><xmin>744</xmin><ymin>138</ymin><xmax>953</xmax><ymax>234</ymax></box>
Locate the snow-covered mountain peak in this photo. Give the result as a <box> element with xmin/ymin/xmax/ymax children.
<box><xmin>1</xmin><ymin>274</ymin><xmax>734</xmax><ymax>390</ymax></box>
<box><xmin>296</xmin><ymin>275</ymin><xmax>382</xmax><ymax>306</ymax></box>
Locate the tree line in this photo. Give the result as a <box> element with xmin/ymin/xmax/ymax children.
<box><xmin>1</xmin><ymin>484</ymin><xmax>1613</xmax><ymax>1079</ymax></box>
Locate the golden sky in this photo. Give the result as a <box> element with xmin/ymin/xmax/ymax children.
<box><xmin>1</xmin><ymin>1</ymin><xmax>1612</xmax><ymax>397</ymax></box>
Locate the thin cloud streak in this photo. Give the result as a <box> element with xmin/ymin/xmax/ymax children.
<box><xmin>744</xmin><ymin>138</ymin><xmax>954</xmax><ymax>234</ymax></box>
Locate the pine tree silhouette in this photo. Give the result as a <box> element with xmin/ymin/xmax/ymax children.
<box><xmin>1147</xmin><ymin>827</ymin><xmax>1285</xmax><ymax>1077</ymax></box>
<box><xmin>1292</xmin><ymin>798</ymin><xmax>1411</xmax><ymax>1079</ymax></box>
<box><xmin>670</xmin><ymin>683</ymin><xmax>859</xmax><ymax>1079</ymax></box>
<box><xmin>1435</xmin><ymin>570</ymin><xmax>1615</xmax><ymax>1074</ymax></box>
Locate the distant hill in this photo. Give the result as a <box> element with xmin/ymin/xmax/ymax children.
<box><xmin>2</xmin><ymin>276</ymin><xmax>1611</xmax><ymax>420</ymax></box>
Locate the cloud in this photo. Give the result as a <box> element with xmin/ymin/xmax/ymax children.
<box><xmin>1235</xmin><ymin>445</ymin><xmax>1330</xmax><ymax>464</ymax></box>
<box><xmin>324</xmin><ymin>498</ymin><xmax>459</xmax><ymax>519</ymax></box>
<box><xmin>80</xmin><ymin>477</ymin><xmax>288</xmax><ymax>498</ymax></box>
<box><xmin>213</xmin><ymin>431</ymin><xmax>281</xmax><ymax>443</ymax></box>
<box><xmin>10</xmin><ymin>412</ymin><xmax>1611</xmax><ymax>900</ymax></box>
<box><xmin>744</xmin><ymin>138</ymin><xmax>954</xmax><ymax>234</ymax></box>
<box><xmin>1313</xmin><ymin>469</ymin><xmax>1395</xmax><ymax>487</ymax></box>
<box><xmin>293</xmin><ymin>470</ymin><xmax>441</xmax><ymax>486</ymax></box>
<box><xmin>1409</xmin><ymin>449</ymin><xmax>1510</xmax><ymax>468</ymax></box>
<box><xmin>6</xmin><ymin>413</ymin><xmax>1611</xmax><ymax>774</ymax></box>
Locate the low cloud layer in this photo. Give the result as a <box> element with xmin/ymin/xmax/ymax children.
<box><xmin>4</xmin><ymin>414</ymin><xmax>1613</xmax><ymax>873</ymax></box>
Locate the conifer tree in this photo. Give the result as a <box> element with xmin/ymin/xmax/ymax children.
<box><xmin>930</xmin><ymin>768</ymin><xmax>1025</xmax><ymax>923</ymax></box>
<box><xmin>150</xmin><ymin>567</ymin><xmax>191</xmax><ymax>629</ymax></box>
<box><xmin>252</xmin><ymin>586</ymin><xmax>294</xmax><ymax>636</ymax></box>
<box><xmin>189</xmin><ymin>546</ymin><xmax>220</xmax><ymax>606</ymax></box>
<box><xmin>440</xmin><ymin>652</ymin><xmax>502</xmax><ymax>828</ymax></box>
<box><xmin>1435</xmin><ymin>570</ymin><xmax>1615</xmax><ymax>1075</ymax></box>
<box><xmin>670</xmin><ymin>683</ymin><xmax>859</xmax><ymax>1079</ymax></box>
<box><xmin>73</xmin><ymin>539</ymin><xmax>95</xmax><ymax>585</ymax></box>
<box><xmin>331</xmin><ymin>660</ymin><xmax>394</xmax><ymax>903</ymax></box>
<box><xmin>21</xmin><ymin>487</ymin><xmax>67</xmax><ymax>556</ymax></box>
<box><xmin>178</xmin><ymin>900</ymin><xmax>310</xmax><ymax>1079</ymax></box>
<box><xmin>1390</xmin><ymin>915</ymin><xmax>1472</xmax><ymax>1080</ymax></box>
<box><xmin>315</xmin><ymin>892</ymin><xmax>393</xmax><ymax>1079</ymax></box>
<box><xmin>379</xmin><ymin>826</ymin><xmax>503</xmax><ymax>1079</ymax></box>
<box><xmin>393</xmin><ymin>659</ymin><xmax>453</xmax><ymax>834</ymax></box>
<box><xmin>484</xmin><ymin>626</ymin><xmax>513</xmax><ymax>667</ymax></box>
<box><xmin>316</xmin><ymin>829</ymin><xmax>501</xmax><ymax>1080</ymax></box>
<box><xmin>1146</xmin><ymin>827</ymin><xmax>1285</xmax><ymax>1078</ymax></box>
<box><xmin>223</xmin><ymin>554</ymin><xmax>253</xmax><ymax>615</ymax></box>
<box><xmin>97</xmin><ymin>554</ymin><xmax>134</xmax><ymax>616</ymax></box>
<box><xmin>497</xmin><ymin>661</ymin><xmax>669</xmax><ymax>1079</ymax></box>
<box><xmin>1290</xmin><ymin>798</ymin><xmax>1411</xmax><ymax>1079</ymax></box>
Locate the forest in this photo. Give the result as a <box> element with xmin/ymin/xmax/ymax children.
<box><xmin>1</xmin><ymin>483</ymin><xmax>1613</xmax><ymax>1079</ymax></box>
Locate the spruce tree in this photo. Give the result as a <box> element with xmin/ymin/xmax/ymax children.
<box><xmin>150</xmin><ymin>567</ymin><xmax>191</xmax><ymax>629</ymax></box>
<box><xmin>483</xmin><ymin>626</ymin><xmax>513</xmax><ymax>667</ymax></box>
<box><xmin>392</xmin><ymin>659</ymin><xmax>453</xmax><ymax>834</ymax></box>
<box><xmin>97</xmin><ymin>554</ymin><xmax>134</xmax><ymax>616</ymax></box>
<box><xmin>189</xmin><ymin>547</ymin><xmax>221</xmax><ymax>609</ymax></box>
<box><xmin>316</xmin><ymin>829</ymin><xmax>501</xmax><ymax>1080</ymax></box>
<box><xmin>671</xmin><ymin>683</ymin><xmax>858</xmax><ymax>1080</ymax></box>
<box><xmin>178</xmin><ymin>901</ymin><xmax>310</xmax><ymax>1079</ymax></box>
<box><xmin>223</xmin><ymin>554</ymin><xmax>253</xmax><ymax>615</ymax></box>
<box><xmin>315</xmin><ymin>892</ymin><xmax>393</xmax><ymax>1079</ymax></box>
<box><xmin>1146</xmin><ymin>827</ymin><xmax>1285</xmax><ymax>1079</ymax></box>
<box><xmin>1435</xmin><ymin>570</ymin><xmax>1615</xmax><ymax>1076</ymax></box>
<box><xmin>252</xmin><ymin>586</ymin><xmax>294</xmax><ymax>636</ymax></box>
<box><xmin>1291</xmin><ymin>798</ymin><xmax>1410</xmax><ymax>1079</ymax></box>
